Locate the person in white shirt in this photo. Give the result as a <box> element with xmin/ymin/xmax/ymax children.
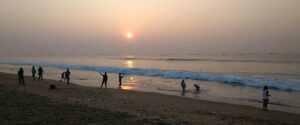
<box><xmin>262</xmin><ymin>86</ymin><xmax>271</xmax><ymax>111</ymax></box>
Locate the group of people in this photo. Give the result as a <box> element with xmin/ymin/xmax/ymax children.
<box><xmin>60</xmin><ymin>69</ymin><xmax>71</xmax><ymax>84</ymax></box>
<box><xmin>31</xmin><ymin>66</ymin><xmax>44</xmax><ymax>81</ymax></box>
<box><xmin>18</xmin><ymin>66</ymin><xmax>44</xmax><ymax>85</ymax></box>
<box><xmin>18</xmin><ymin>66</ymin><xmax>271</xmax><ymax>111</ymax></box>
<box><xmin>98</xmin><ymin>72</ymin><xmax>125</xmax><ymax>89</ymax></box>
<box><xmin>19</xmin><ymin>66</ymin><xmax>125</xmax><ymax>88</ymax></box>
<box><xmin>181</xmin><ymin>79</ymin><xmax>271</xmax><ymax>111</ymax></box>
<box><xmin>18</xmin><ymin>66</ymin><xmax>70</xmax><ymax>85</ymax></box>
<box><xmin>180</xmin><ymin>79</ymin><xmax>200</xmax><ymax>95</ymax></box>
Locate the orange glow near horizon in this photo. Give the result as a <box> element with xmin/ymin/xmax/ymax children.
<box><xmin>1</xmin><ymin>1</ymin><xmax>299</xmax><ymax>54</ymax></box>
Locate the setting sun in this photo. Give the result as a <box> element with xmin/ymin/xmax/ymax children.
<box><xmin>0</xmin><ymin>1</ymin><xmax>299</xmax><ymax>124</ymax></box>
<box><xmin>126</xmin><ymin>32</ymin><xmax>132</xmax><ymax>39</ymax></box>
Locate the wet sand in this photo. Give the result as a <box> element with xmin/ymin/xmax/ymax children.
<box><xmin>0</xmin><ymin>72</ymin><xmax>299</xmax><ymax>125</ymax></box>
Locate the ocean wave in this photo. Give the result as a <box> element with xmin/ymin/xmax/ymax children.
<box><xmin>1</xmin><ymin>61</ymin><xmax>299</xmax><ymax>91</ymax></box>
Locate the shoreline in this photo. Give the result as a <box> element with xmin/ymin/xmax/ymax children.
<box><xmin>0</xmin><ymin>64</ymin><xmax>299</xmax><ymax>114</ymax></box>
<box><xmin>0</xmin><ymin>72</ymin><xmax>299</xmax><ymax>125</ymax></box>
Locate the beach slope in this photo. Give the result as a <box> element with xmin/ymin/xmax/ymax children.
<box><xmin>0</xmin><ymin>72</ymin><xmax>299</xmax><ymax>125</ymax></box>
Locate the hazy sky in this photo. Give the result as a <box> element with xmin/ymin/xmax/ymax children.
<box><xmin>0</xmin><ymin>0</ymin><xmax>300</xmax><ymax>56</ymax></box>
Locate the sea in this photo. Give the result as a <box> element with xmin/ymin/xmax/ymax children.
<box><xmin>0</xmin><ymin>53</ymin><xmax>299</xmax><ymax>113</ymax></box>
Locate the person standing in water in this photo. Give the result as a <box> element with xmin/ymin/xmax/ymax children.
<box><xmin>118</xmin><ymin>73</ymin><xmax>125</xmax><ymax>88</ymax></box>
<box><xmin>99</xmin><ymin>72</ymin><xmax>108</xmax><ymax>88</ymax></box>
<box><xmin>38</xmin><ymin>66</ymin><xmax>44</xmax><ymax>81</ymax></box>
<box><xmin>31</xmin><ymin>66</ymin><xmax>36</xmax><ymax>80</ymax></box>
<box><xmin>181</xmin><ymin>79</ymin><xmax>186</xmax><ymax>95</ymax></box>
<box><xmin>18</xmin><ymin>68</ymin><xmax>25</xmax><ymax>86</ymax></box>
<box><xmin>65</xmin><ymin>69</ymin><xmax>71</xmax><ymax>84</ymax></box>
<box><xmin>262</xmin><ymin>86</ymin><xmax>271</xmax><ymax>111</ymax></box>
<box><xmin>194</xmin><ymin>84</ymin><xmax>200</xmax><ymax>92</ymax></box>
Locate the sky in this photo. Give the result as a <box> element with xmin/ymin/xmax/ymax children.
<box><xmin>0</xmin><ymin>0</ymin><xmax>300</xmax><ymax>56</ymax></box>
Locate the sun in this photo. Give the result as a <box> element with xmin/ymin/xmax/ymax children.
<box><xmin>126</xmin><ymin>32</ymin><xmax>132</xmax><ymax>39</ymax></box>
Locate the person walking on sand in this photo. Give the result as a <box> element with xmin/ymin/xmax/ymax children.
<box><xmin>31</xmin><ymin>66</ymin><xmax>36</xmax><ymax>80</ymax></box>
<box><xmin>262</xmin><ymin>86</ymin><xmax>271</xmax><ymax>111</ymax></box>
<box><xmin>38</xmin><ymin>66</ymin><xmax>44</xmax><ymax>81</ymax></box>
<box><xmin>118</xmin><ymin>73</ymin><xmax>125</xmax><ymax>88</ymax></box>
<box><xmin>181</xmin><ymin>79</ymin><xmax>186</xmax><ymax>95</ymax></box>
<box><xmin>99</xmin><ymin>72</ymin><xmax>108</xmax><ymax>88</ymax></box>
<box><xmin>18</xmin><ymin>68</ymin><xmax>25</xmax><ymax>86</ymax></box>
<box><xmin>65</xmin><ymin>69</ymin><xmax>71</xmax><ymax>84</ymax></box>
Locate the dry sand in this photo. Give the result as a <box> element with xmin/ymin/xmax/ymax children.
<box><xmin>0</xmin><ymin>72</ymin><xmax>299</xmax><ymax>125</ymax></box>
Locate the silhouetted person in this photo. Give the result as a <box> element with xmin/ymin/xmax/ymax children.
<box><xmin>61</xmin><ymin>71</ymin><xmax>66</xmax><ymax>81</ymax></box>
<box><xmin>193</xmin><ymin>84</ymin><xmax>201</xmax><ymax>98</ymax></box>
<box><xmin>65</xmin><ymin>69</ymin><xmax>71</xmax><ymax>84</ymax></box>
<box><xmin>18</xmin><ymin>68</ymin><xmax>25</xmax><ymax>86</ymax></box>
<box><xmin>118</xmin><ymin>73</ymin><xmax>125</xmax><ymax>88</ymax></box>
<box><xmin>181</xmin><ymin>79</ymin><xmax>186</xmax><ymax>95</ymax></box>
<box><xmin>262</xmin><ymin>86</ymin><xmax>271</xmax><ymax>111</ymax></box>
<box><xmin>31</xmin><ymin>66</ymin><xmax>36</xmax><ymax>80</ymax></box>
<box><xmin>38</xmin><ymin>66</ymin><xmax>44</xmax><ymax>81</ymax></box>
<box><xmin>99</xmin><ymin>72</ymin><xmax>108</xmax><ymax>88</ymax></box>
<box><xmin>194</xmin><ymin>84</ymin><xmax>200</xmax><ymax>92</ymax></box>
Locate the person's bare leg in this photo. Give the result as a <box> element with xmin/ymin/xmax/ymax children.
<box><xmin>100</xmin><ymin>81</ymin><xmax>104</xmax><ymax>88</ymax></box>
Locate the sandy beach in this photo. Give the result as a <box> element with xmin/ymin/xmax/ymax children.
<box><xmin>0</xmin><ymin>72</ymin><xmax>299</xmax><ymax>125</ymax></box>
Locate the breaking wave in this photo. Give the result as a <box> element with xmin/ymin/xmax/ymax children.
<box><xmin>1</xmin><ymin>60</ymin><xmax>299</xmax><ymax>91</ymax></box>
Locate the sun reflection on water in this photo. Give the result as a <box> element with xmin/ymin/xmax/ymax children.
<box><xmin>121</xmin><ymin>86</ymin><xmax>134</xmax><ymax>90</ymax></box>
<box><xmin>125</xmin><ymin>60</ymin><xmax>134</xmax><ymax>68</ymax></box>
<box><xmin>129</xmin><ymin>76</ymin><xmax>134</xmax><ymax>81</ymax></box>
